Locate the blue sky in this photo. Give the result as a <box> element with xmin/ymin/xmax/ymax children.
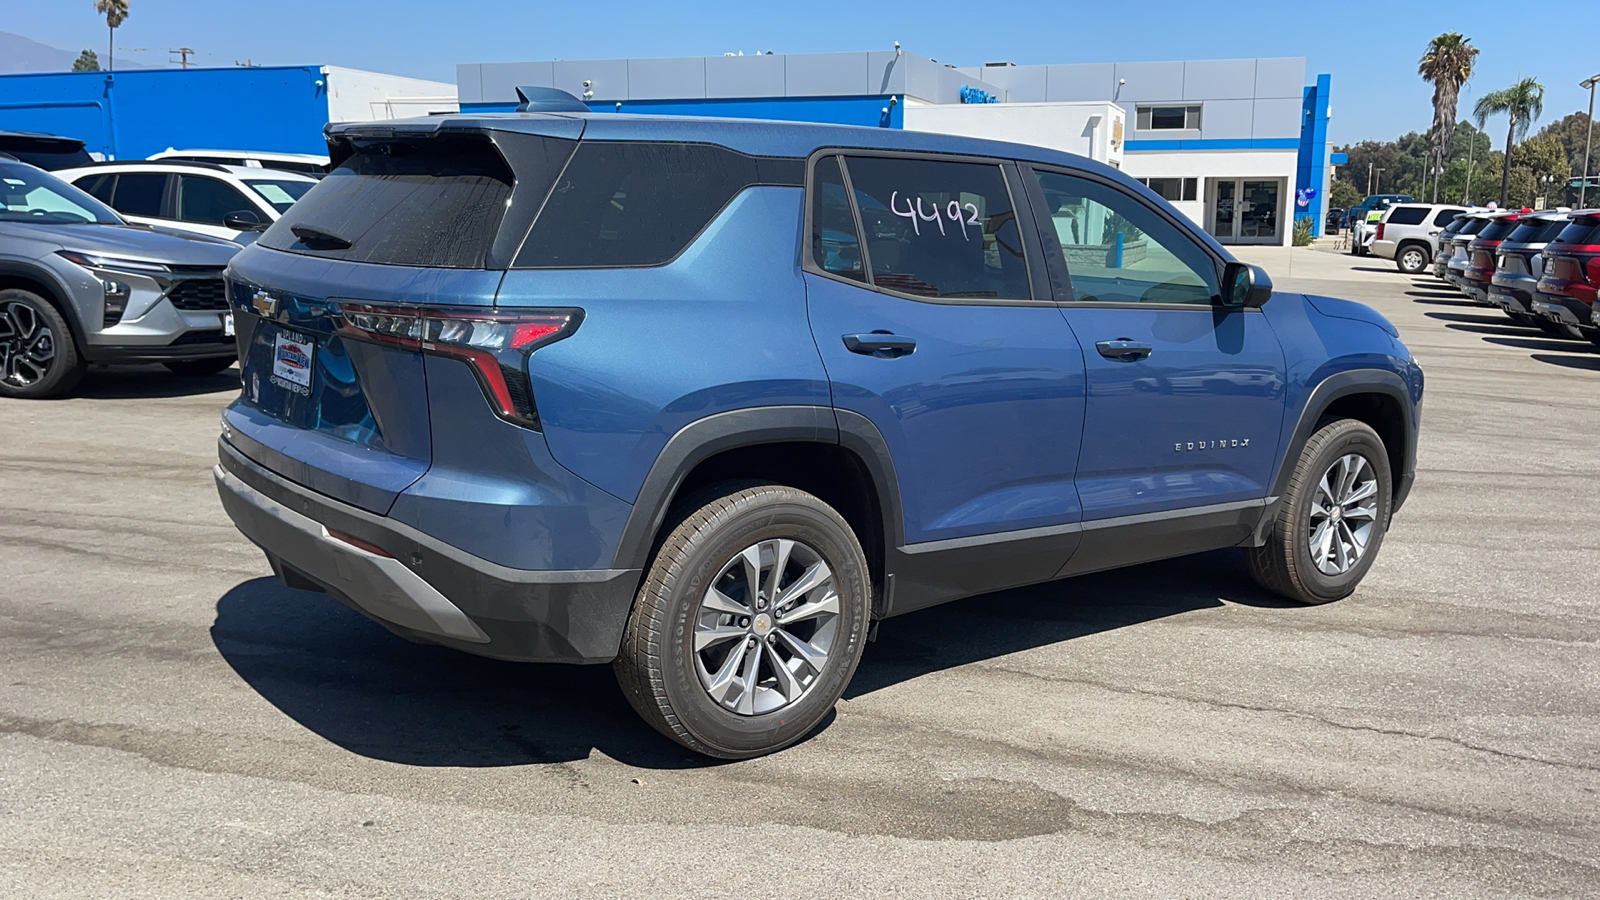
<box><xmin>14</xmin><ymin>0</ymin><xmax>1599</xmax><ymax>144</ymax></box>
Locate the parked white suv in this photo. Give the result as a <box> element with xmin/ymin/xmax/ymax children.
<box><xmin>148</xmin><ymin>148</ymin><xmax>329</xmax><ymax>178</ymax></box>
<box><xmin>55</xmin><ymin>161</ymin><xmax>318</xmax><ymax>243</ymax></box>
<box><xmin>1371</xmin><ymin>203</ymin><xmax>1469</xmax><ymax>274</ymax></box>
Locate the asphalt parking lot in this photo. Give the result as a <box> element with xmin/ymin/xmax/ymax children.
<box><xmin>2</xmin><ymin>245</ymin><xmax>1596</xmax><ymax>899</ymax></box>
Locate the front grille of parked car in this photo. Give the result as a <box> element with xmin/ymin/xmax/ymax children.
<box><xmin>168</xmin><ymin>329</ymin><xmax>232</xmax><ymax>346</ymax></box>
<box><xmin>167</xmin><ymin>279</ymin><xmax>229</xmax><ymax>311</ymax></box>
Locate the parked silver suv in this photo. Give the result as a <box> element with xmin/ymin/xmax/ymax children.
<box><xmin>1371</xmin><ymin>203</ymin><xmax>1469</xmax><ymax>274</ymax></box>
<box><xmin>0</xmin><ymin>160</ymin><xmax>240</xmax><ymax>398</ymax></box>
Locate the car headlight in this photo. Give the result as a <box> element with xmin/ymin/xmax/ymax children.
<box><xmin>58</xmin><ymin>251</ymin><xmax>169</xmax><ymax>327</ymax></box>
<box><xmin>56</xmin><ymin>250</ymin><xmax>172</xmax><ymax>276</ymax></box>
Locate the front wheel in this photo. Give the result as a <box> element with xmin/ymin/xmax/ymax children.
<box><xmin>614</xmin><ymin>482</ymin><xmax>871</xmax><ymax>758</ymax></box>
<box><xmin>1246</xmin><ymin>419</ymin><xmax>1393</xmax><ymax>604</ymax></box>
<box><xmin>0</xmin><ymin>289</ymin><xmax>85</xmax><ymax>399</ymax></box>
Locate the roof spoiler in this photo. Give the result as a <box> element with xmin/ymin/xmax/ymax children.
<box><xmin>515</xmin><ymin>86</ymin><xmax>590</xmax><ymax>113</ymax></box>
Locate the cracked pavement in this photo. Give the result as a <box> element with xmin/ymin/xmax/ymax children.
<box><xmin>1</xmin><ymin>245</ymin><xmax>1596</xmax><ymax>898</ymax></box>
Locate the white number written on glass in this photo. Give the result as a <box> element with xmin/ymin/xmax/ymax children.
<box><xmin>890</xmin><ymin>191</ymin><xmax>981</xmax><ymax>240</ymax></box>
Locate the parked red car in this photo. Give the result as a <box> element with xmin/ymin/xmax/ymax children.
<box><xmin>1533</xmin><ymin>210</ymin><xmax>1600</xmax><ymax>348</ymax></box>
<box><xmin>1462</xmin><ymin>210</ymin><xmax>1529</xmax><ymax>303</ymax></box>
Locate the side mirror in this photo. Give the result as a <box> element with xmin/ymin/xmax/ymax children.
<box><xmin>1221</xmin><ymin>261</ymin><xmax>1273</xmax><ymax>309</ymax></box>
<box><xmin>223</xmin><ymin>209</ymin><xmax>268</xmax><ymax>232</ymax></box>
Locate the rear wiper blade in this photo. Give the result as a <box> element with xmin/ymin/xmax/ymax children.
<box><xmin>290</xmin><ymin>223</ymin><xmax>353</xmax><ymax>249</ymax></box>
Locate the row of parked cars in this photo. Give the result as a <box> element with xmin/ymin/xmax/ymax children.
<box><xmin>1365</xmin><ymin>199</ymin><xmax>1600</xmax><ymax>347</ymax></box>
<box><xmin>0</xmin><ymin>130</ymin><xmax>327</xmax><ymax>397</ymax></box>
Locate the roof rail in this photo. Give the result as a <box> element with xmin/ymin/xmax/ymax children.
<box><xmin>514</xmin><ymin>86</ymin><xmax>590</xmax><ymax>113</ymax></box>
<box><xmin>81</xmin><ymin>159</ymin><xmax>235</xmax><ymax>173</ymax></box>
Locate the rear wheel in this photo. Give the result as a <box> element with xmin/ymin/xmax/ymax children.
<box><xmin>163</xmin><ymin>357</ymin><xmax>235</xmax><ymax>376</ymax></box>
<box><xmin>1396</xmin><ymin>244</ymin><xmax>1429</xmax><ymax>274</ymax></box>
<box><xmin>1246</xmin><ymin>419</ymin><xmax>1393</xmax><ymax>604</ymax></box>
<box><xmin>0</xmin><ymin>289</ymin><xmax>85</xmax><ymax>399</ymax></box>
<box><xmin>1579</xmin><ymin>326</ymin><xmax>1600</xmax><ymax>349</ymax></box>
<box><xmin>614</xmin><ymin>482</ymin><xmax>871</xmax><ymax>758</ymax></box>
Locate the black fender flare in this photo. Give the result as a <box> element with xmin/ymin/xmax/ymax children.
<box><xmin>0</xmin><ymin>260</ymin><xmax>87</xmax><ymax>348</ymax></box>
<box><xmin>608</xmin><ymin>406</ymin><xmax>907</xmax><ymax>574</ymax></box>
<box><xmin>1266</xmin><ymin>368</ymin><xmax>1418</xmax><ymax>516</ymax></box>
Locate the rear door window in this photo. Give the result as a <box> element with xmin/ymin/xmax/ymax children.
<box><xmin>177</xmin><ymin>174</ymin><xmax>255</xmax><ymax>225</ymax></box>
<box><xmin>838</xmin><ymin>154</ymin><xmax>1030</xmax><ymax>300</ymax></box>
<box><xmin>260</xmin><ymin>136</ymin><xmax>532</xmax><ymax>269</ymax></box>
<box><xmin>111</xmin><ymin>173</ymin><xmax>169</xmax><ymax>217</ymax></box>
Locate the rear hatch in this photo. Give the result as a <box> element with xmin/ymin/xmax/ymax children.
<box><xmin>222</xmin><ymin>118</ymin><xmax>582</xmax><ymax>514</ymax></box>
<box><xmin>1538</xmin><ymin>214</ymin><xmax>1600</xmax><ymax>307</ymax></box>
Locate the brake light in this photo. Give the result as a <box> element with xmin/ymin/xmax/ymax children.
<box><xmin>336</xmin><ymin>304</ymin><xmax>582</xmax><ymax>429</ymax></box>
<box><xmin>1375</xmin><ymin>223</ymin><xmax>1385</xmax><ymax>241</ymax></box>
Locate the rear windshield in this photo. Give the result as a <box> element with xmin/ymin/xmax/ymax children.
<box><xmin>1551</xmin><ymin>219</ymin><xmax>1600</xmax><ymax>245</ymax></box>
<box><xmin>1456</xmin><ymin>218</ymin><xmax>1488</xmax><ymax>236</ymax></box>
<box><xmin>1386</xmin><ymin>206</ymin><xmax>1428</xmax><ymax>225</ymax></box>
<box><xmin>1506</xmin><ymin>218</ymin><xmax>1566</xmax><ymax>244</ymax></box>
<box><xmin>259</xmin><ymin>137</ymin><xmax>522</xmax><ymax>268</ymax></box>
<box><xmin>1476</xmin><ymin>218</ymin><xmax>1519</xmax><ymax>241</ymax></box>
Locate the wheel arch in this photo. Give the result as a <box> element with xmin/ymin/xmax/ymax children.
<box><xmin>0</xmin><ymin>261</ymin><xmax>87</xmax><ymax>348</ymax></box>
<box><xmin>1270</xmin><ymin>369</ymin><xmax>1417</xmax><ymax>515</ymax></box>
<box><xmin>609</xmin><ymin>407</ymin><xmax>904</xmax><ymax>615</ymax></box>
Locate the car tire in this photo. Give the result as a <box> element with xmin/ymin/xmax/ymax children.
<box><xmin>1246</xmin><ymin>418</ymin><xmax>1393</xmax><ymax>605</ymax></box>
<box><xmin>163</xmin><ymin>357</ymin><xmax>235</xmax><ymax>376</ymax></box>
<box><xmin>614</xmin><ymin>482</ymin><xmax>871</xmax><ymax>759</ymax></box>
<box><xmin>1396</xmin><ymin>244</ymin><xmax>1429</xmax><ymax>275</ymax></box>
<box><xmin>0</xmin><ymin>289</ymin><xmax>85</xmax><ymax>400</ymax></box>
<box><xmin>1579</xmin><ymin>326</ymin><xmax>1600</xmax><ymax>349</ymax></box>
<box><xmin>1531</xmin><ymin>318</ymin><xmax>1585</xmax><ymax>340</ymax></box>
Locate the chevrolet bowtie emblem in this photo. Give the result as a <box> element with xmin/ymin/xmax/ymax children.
<box><xmin>251</xmin><ymin>291</ymin><xmax>280</xmax><ymax>317</ymax></box>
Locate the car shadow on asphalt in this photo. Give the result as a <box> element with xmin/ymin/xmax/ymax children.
<box><xmin>77</xmin><ymin>365</ymin><xmax>239</xmax><ymax>400</ymax></box>
<box><xmin>1530</xmin><ymin>352</ymin><xmax>1600</xmax><ymax>371</ymax></box>
<box><xmin>210</xmin><ymin>550</ymin><xmax>1287</xmax><ymax>769</ymax></box>
<box><xmin>1481</xmin><ymin>336</ymin><xmax>1596</xmax><ymax>354</ymax></box>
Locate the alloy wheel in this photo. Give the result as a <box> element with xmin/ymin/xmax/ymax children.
<box><xmin>694</xmin><ymin>538</ymin><xmax>840</xmax><ymax>716</ymax></box>
<box><xmin>1307</xmin><ymin>453</ymin><xmax>1379</xmax><ymax>576</ymax></box>
<box><xmin>0</xmin><ymin>301</ymin><xmax>57</xmax><ymax>388</ymax></box>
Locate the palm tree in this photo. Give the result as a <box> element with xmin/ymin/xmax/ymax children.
<box><xmin>94</xmin><ymin>0</ymin><xmax>129</xmax><ymax>73</ymax></box>
<box><xmin>1474</xmin><ymin>77</ymin><xmax>1545</xmax><ymax>207</ymax></box>
<box><xmin>1418</xmin><ymin>33</ymin><xmax>1478</xmax><ymax>202</ymax></box>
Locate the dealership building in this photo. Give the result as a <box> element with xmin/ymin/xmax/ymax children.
<box><xmin>458</xmin><ymin>50</ymin><xmax>1333</xmax><ymax>245</ymax></box>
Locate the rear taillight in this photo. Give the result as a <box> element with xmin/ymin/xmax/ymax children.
<box><xmin>1375</xmin><ymin>223</ymin><xmax>1385</xmax><ymax>241</ymax></box>
<box><xmin>336</xmin><ymin>304</ymin><xmax>582</xmax><ymax>429</ymax></box>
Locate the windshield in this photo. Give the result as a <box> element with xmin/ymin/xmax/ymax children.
<box><xmin>0</xmin><ymin>161</ymin><xmax>121</xmax><ymax>225</ymax></box>
<box><xmin>244</xmin><ymin>179</ymin><xmax>315</xmax><ymax>214</ymax></box>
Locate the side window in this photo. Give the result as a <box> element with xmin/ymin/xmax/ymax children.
<box><xmin>177</xmin><ymin>175</ymin><xmax>253</xmax><ymax>225</ymax></box>
<box><xmin>110</xmin><ymin>173</ymin><xmax>168</xmax><ymax>217</ymax></box>
<box><xmin>840</xmin><ymin>155</ymin><xmax>1030</xmax><ymax>300</ymax></box>
<box><xmin>1386</xmin><ymin>207</ymin><xmax>1428</xmax><ymax>226</ymax></box>
<box><xmin>810</xmin><ymin>156</ymin><xmax>866</xmax><ymax>283</ymax></box>
<box><xmin>515</xmin><ymin>142</ymin><xmax>765</xmax><ymax>268</ymax></box>
<box><xmin>77</xmin><ymin>174</ymin><xmax>114</xmax><ymax>203</ymax></box>
<box><xmin>1031</xmin><ymin>169</ymin><xmax>1219</xmax><ymax>305</ymax></box>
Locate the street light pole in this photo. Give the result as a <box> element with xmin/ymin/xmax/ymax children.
<box><xmin>1581</xmin><ymin>75</ymin><xmax>1599</xmax><ymax>209</ymax></box>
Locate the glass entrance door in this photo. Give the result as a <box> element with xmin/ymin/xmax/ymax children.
<box><xmin>1208</xmin><ymin>179</ymin><xmax>1283</xmax><ymax>244</ymax></box>
<box><xmin>1209</xmin><ymin>180</ymin><xmax>1235</xmax><ymax>241</ymax></box>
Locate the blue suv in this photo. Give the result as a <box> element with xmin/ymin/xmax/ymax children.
<box><xmin>214</xmin><ymin>91</ymin><xmax>1422</xmax><ymax>758</ymax></box>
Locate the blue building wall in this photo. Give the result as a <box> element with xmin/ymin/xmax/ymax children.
<box><xmin>0</xmin><ymin>66</ymin><xmax>331</xmax><ymax>160</ymax></box>
<box><xmin>1296</xmin><ymin>74</ymin><xmax>1333</xmax><ymax>237</ymax></box>
<box><xmin>461</xmin><ymin>94</ymin><xmax>903</xmax><ymax>129</ymax></box>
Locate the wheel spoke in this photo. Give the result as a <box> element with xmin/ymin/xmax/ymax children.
<box><xmin>704</xmin><ymin>639</ymin><xmax>752</xmax><ymax>708</ymax></box>
<box><xmin>776</xmin><ymin>585</ymin><xmax>839</xmax><ymax>626</ymax></box>
<box><xmin>735</xmin><ymin>637</ymin><xmax>762</xmax><ymax>715</ymax></box>
<box><xmin>1343</xmin><ymin>504</ymin><xmax>1377</xmax><ymax>521</ymax></box>
<box><xmin>762</xmin><ymin>538</ymin><xmax>794</xmax><ymax>602</ymax></box>
<box><xmin>774</xmin><ymin>627</ymin><xmax>829</xmax><ymax>674</ymax></box>
<box><xmin>1310</xmin><ymin>520</ymin><xmax>1335</xmax><ymax>570</ymax></box>
<box><xmin>694</xmin><ymin>622</ymin><xmax>747</xmax><ymax>653</ymax></box>
<box><xmin>701</xmin><ymin>585</ymin><xmax>751</xmax><ymax>617</ymax></box>
<box><xmin>1342</xmin><ymin>479</ymin><xmax>1377</xmax><ymax>506</ymax></box>
<box><xmin>764</xmin><ymin>641</ymin><xmax>804</xmax><ymax>703</ymax></box>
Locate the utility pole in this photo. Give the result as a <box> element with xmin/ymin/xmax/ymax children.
<box><xmin>169</xmin><ymin>47</ymin><xmax>194</xmax><ymax>68</ymax></box>
<box><xmin>1582</xmin><ymin>74</ymin><xmax>1599</xmax><ymax>209</ymax></box>
<box><xmin>1464</xmin><ymin>133</ymin><xmax>1476</xmax><ymax>205</ymax></box>
<box><xmin>1367</xmin><ymin>162</ymin><xmax>1373</xmax><ymax>196</ymax></box>
<box><xmin>1374</xmin><ymin>167</ymin><xmax>1385</xmax><ymax>194</ymax></box>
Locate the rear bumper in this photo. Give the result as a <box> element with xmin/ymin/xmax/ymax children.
<box><xmin>214</xmin><ymin>440</ymin><xmax>641</xmax><ymax>664</ymax></box>
<box><xmin>1532</xmin><ymin>294</ymin><xmax>1592</xmax><ymax>328</ymax></box>
<box><xmin>1370</xmin><ymin>239</ymin><xmax>1397</xmax><ymax>259</ymax></box>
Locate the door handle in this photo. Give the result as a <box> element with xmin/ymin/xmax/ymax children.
<box><xmin>842</xmin><ymin>332</ymin><xmax>917</xmax><ymax>357</ymax></box>
<box><xmin>1095</xmin><ymin>339</ymin><xmax>1153</xmax><ymax>362</ymax></box>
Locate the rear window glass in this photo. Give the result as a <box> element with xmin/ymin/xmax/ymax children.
<box><xmin>1386</xmin><ymin>206</ymin><xmax>1428</xmax><ymax>226</ymax></box>
<box><xmin>1477</xmin><ymin>219</ymin><xmax>1519</xmax><ymax>241</ymax></box>
<box><xmin>259</xmin><ymin>137</ymin><xmax>518</xmax><ymax>268</ymax></box>
<box><xmin>1456</xmin><ymin>218</ymin><xmax>1488</xmax><ymax>236</ymax></box>
<box><xmin>515</xmin><ymin>142</ymin><xmax>783</xmax><ymax>268</ymax></box>
<box><xmin>1507</xmin><ymin>219</ymin><xmax>1564</xmax><ymax>243</ymax></box>
<box><xmin>1432</xmin><ymin>208</ymin><xmax>1465</xmax><ymax>226</ymax></box>
<box><xmin>1552</xmin><ymin>220</ymin><xmax>1600</xmax><ymax>245</ymax></box>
